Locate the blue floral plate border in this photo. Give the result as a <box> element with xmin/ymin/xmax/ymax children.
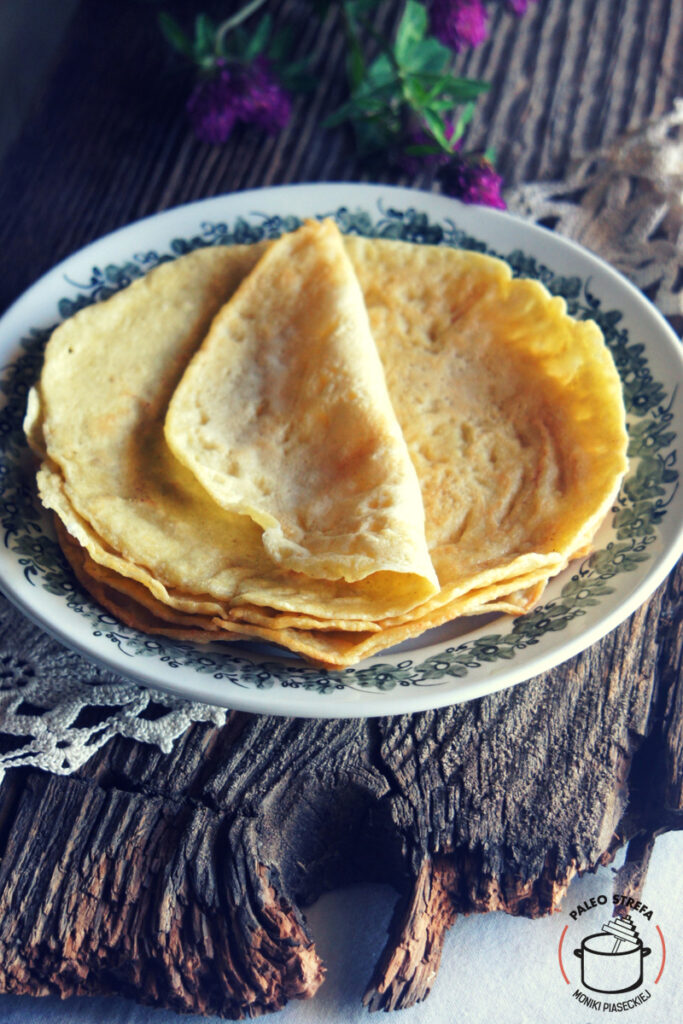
<box><xmin>0</xmin><ymin>184</ymin><xmax>681</xmax><ymax>718</ymax></box>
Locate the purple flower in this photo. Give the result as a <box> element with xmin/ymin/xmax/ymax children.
<box><xmin>234</xmin><ymin>58</ymin><xmax>291</xmax><ymax>133</ymax></box>
<box><xmin>429</xmin><ymin>0</ymin><xmax>489</xmax><ymax>53</ymax></box>
<box><xmin>187</xmin><ymin>67</ymin><xmax>238</xmax><ymax>144</ymax></box>
<box><xmin>440</xmin><ymin>157</ymin><xmax>506</xmax><ymax>209</ymax></box>
<box><xmin>187</xmin><ymin>58</ymin><xmax>291</xmax><ymax>145</ymax></box>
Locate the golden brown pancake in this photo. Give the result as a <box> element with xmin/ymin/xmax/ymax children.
<box><xmin>26</xmin><ymin>223</ymin><xmax>629</xmax><ymax>667</ymax></box>
<box><xmin>165</xmin><ymin>220</ymin><xmax>438</xmax><ymax>589</ymax></box>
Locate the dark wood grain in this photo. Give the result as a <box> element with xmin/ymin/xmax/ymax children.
<box><xmin>0</xmin><ymin>562</ymin><xmax>680</xmax><ymax>1015</ymax></box>
<box><xmin>0</xmin><ymin>0</ymin><xmax>681</xmax><ymax>1017</ymax></box>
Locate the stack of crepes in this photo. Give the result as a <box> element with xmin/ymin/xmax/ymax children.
<box><xmin>24</xmin><ymin>219</ymin><xmax>629</xmax><ymax>668</ymax></box>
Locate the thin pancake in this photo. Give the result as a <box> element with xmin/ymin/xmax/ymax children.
<box><xmin>344</xmin><ymin>235</ymin><xmax>628</xmax><ymax>614</ymax></box>
<box><xmin>166</xmin><ymin>220</ymin><xmax>438</xmax><ymax>588</ymax></box>
<box><xmin>29</xmin><ymin>242</ymin><xmax>439</xmax><ymax>621</ymax></box>
<box><xmin>59</xmin><ymin>523</ymin><xmax>555</xmax><ymax>668</ymax></box>
<box><xmin>28</xmin><ymin>228</ymin><xmax>628</xmax><ymax>667</ymax></box>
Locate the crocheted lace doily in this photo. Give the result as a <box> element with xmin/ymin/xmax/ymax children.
<box><xmin>506</xmin><ymin>100</ymin><xmax>683</xmax><ymax>318</ymax></box>
<box><xmin>0</xmin><ymin>602</ymin><xmax>225</xmax><ymax>782</ymax></box>
<box><xmin>1</xmin><ymin>105</ymin><xmax>680</xmax><ymax>784</ymax></box>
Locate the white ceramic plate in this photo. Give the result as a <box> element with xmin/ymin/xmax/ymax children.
<box><xmin>1</xmin><ymin>183</ymin><xmax>681</xmax><ymax>718</ymax></box>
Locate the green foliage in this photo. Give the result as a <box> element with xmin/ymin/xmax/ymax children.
<box><xmin>158</xmin><ymin>0</ymin><xmax>315</xmax><ymax>89</ymax></box>
<box><xmin>160</xmin><ymin>1</ymin><xmax>490</xmax><ymax>163</ymax></box>
<box><xmin>324</xmin><ymin>0</ymin><xmax>489</xmax><ymax>158</ymax></box>
<box><xmin>158</xmin><ymin>12</ymin><xmax>195</xmax><ymax>59</ymax></box>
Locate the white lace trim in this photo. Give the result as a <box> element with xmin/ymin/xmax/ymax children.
<box><xmin>0</xmin><ymin>603</ymin><xmax>225</xmax><ymax>782</ymax></box>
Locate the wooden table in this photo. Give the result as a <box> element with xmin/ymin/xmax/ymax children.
<box><xmin>0</xmin><ymin>0</ymin><xmax>681</xmax><ymax>1016</ymax></box>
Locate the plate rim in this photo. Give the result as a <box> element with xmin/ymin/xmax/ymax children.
<box><xmin>0</xmin><ymin>182</ymin><xmax>681</xmax><ymax>718</ymax></box>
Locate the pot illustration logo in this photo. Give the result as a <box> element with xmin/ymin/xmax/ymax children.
<box><xmin>573</xmin><ymin>914</ymin><xmax>650</xmax><ymax>994</ymax></box>
<box><xmin>558</xmin><ymin>894</ymin><xmax>666</xmax><ymax>1013</ymax></box>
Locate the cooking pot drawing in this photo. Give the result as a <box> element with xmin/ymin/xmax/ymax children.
<box><xmin>574</xmin><ymin>932</ymin><xmax>651</xmax><ymax>993</ymax></box>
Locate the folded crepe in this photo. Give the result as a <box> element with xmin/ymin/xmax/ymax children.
<box><xmin>26</xmin><ymin>223</ymin><xmax>438</xmax><ymax>630</ymax></box>
<box><xmin>165</xmin><ymin>219</ymin><xmax>438</xmax><ymax>588</ymax></box>
<box><xmin>26</xmin><ymin>221</ymin><xmax>629</xmax><ymax>668</ymax></box>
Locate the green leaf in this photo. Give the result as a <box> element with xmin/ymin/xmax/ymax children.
<box><xmin>419</xmin><ymin>97</ymin><xmax>462</xmax><ymax>110</ymax></box>
<box><xmin>400</xmin><ymin>36</ymin><xmax>451</xmax><ymax>74</ymax></box>
<box><xmin>421</xmin><ymin>107</ymin><xmax>454</xmax><ymax>150</ymax></box>
<box><xmin>344</xmin><ymin>0</ymin><xmax>396</xmax><ymax>70</ymax></box>
<box><xmin>361</xmin><ymin>52</ymin><xmax>396</xmax><ymax>92</ymax></box>
<box><xmin>394</xmin><ymin>1</ymin><xmax>428</xmax><ymax>64</ymax></box>
<box><xmin>326</xmin><ymin>47</ymin><xmax>402</xmax><ymax>128</ymax></box>
<box><xmin>244</xmin><ymin>12</ymin><xmax>272</xmax><ymax>59</ymax></box>
<box><xmin>158</xmin><ymin>12</ymin><xmax>195</xmax><ymax>59</ymax></box>
<box><xmin>414</xmin><ymin>73</ymin><xmax>490</xmax><ymax>101</ymax></box>
<box><xmin>194</xmin><ymin>13</ymin><xmax>216</xmax><ymax>59</ymax></box>
<box><xmin>419</xmin><ymin>73</ymin><xmax>482</xmax><ymax>102</ymax></box>
<box><xmin>324</xmin><ymin>74</ymin><xmax>401</xmax><ymax>126</ymax></box>
<box><xmin>451</xmin><ymin>101</ymin><xmax>476</xmax><ymax>142</ymax></box>
<box><xmin>324</xmin><ymin>91</ymin><xmax>390</xmax><ymax>127</ymax></box>
<box><xmin>402</xmin><ymin>74</ymin><xmax>430</xmax><ymax>107</ymax></box>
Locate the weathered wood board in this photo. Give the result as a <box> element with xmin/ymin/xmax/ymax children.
<box><xmin>0</xmin><ymin>562</ymin><xmax>679</xmax><ymax>1016</ymax></box>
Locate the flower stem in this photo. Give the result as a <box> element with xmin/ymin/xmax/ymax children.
<box><xmin>215</xmin><ymin>0</ymin><xmax>268</xmax><ymax>53</ymax></box>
